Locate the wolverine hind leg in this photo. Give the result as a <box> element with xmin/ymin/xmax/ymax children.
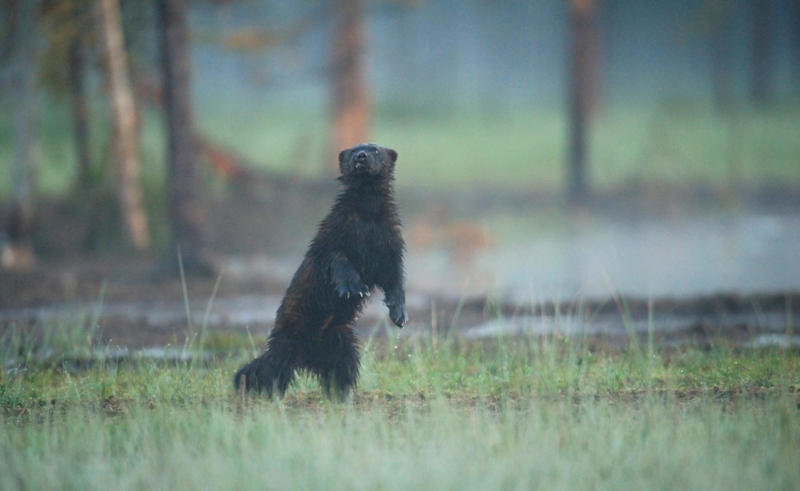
<box><xmin>313</xmin><ymin>326</ymin><xmax>361</xmax><ymax>400</ymax></box>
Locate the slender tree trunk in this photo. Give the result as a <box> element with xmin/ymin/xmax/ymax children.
<box><xmin>790</xmin><ymin>0</ymin><xmax>800</xmax><ymax>91</ymax></box>
<box><xmin>68</xmin><ymin>20</ymin><xmax>92</xmax><ymax>192</ymax></box>
<box><xmin>329</xmin><ymin>0</ymin><xmax>370</xmax><ymax>170</ymax></box>
<box><xmin>157</xmin><ymin>0</ymin><xmax>208</xmax><ymax>274</ymax></box>
<box><xmin>567</xmin><ymin>0</ymin><xmax>597</xmax><ymax>205</ymax></box>
<box><xmin>9</xmin><ymin>0</ymin><xmax>40</xmax><ymax>245</ymax></box>
<box><xmin>710</xmin><ymin>10</ymin><xmax>733</xmax><ymax>111</ymax></box>
<box><xmin>749</xmin><ymin>0</ymin><xmax>772</xmax><ymax>105</ymax></box>
<box><xmin>97</xmin><ymin>0</ymin><xmax>150</xmax><ymax>250</ymax></box>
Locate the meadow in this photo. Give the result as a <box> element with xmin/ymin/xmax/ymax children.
<box><xmin>1</xmin><ymin>329</ymin><xmax>798</xmax><ymax>490</ymax></box>
<box><xmin>2</xmin><ymin>97</ymin><xmax>800</xmax><ymax>199</ymax></box>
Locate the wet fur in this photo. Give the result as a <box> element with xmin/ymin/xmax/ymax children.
<box><xmin>233</xmin><ymin>144</ymin><xmax>407</xmax><ymax>399</ymax></box>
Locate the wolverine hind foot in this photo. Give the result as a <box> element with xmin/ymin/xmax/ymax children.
<box><xmin>233</xmin><ymin>353</ymin><xmax>295</xmax><ymax>398</ymax></box>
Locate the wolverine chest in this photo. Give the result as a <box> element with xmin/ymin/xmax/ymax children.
<box><xmin>343</xmin><ymin>214</ymin><xmax>399</xmax><ymax>281</ymax></box>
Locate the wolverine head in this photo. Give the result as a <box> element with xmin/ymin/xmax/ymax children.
<box><xmin>338</xmin><ymin>143</ymin><xmax>398</xmax><ymax>179</ymax></box>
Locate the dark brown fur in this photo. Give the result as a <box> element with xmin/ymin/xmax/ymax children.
<box><xmin>233</xmin><ymin>143</ymin><xmax>407</xmax><ymax>399</ymax></box>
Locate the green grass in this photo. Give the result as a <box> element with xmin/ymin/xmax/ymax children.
<box><xmin>1</xmin><ymin>332</ymin><xmax>799</xmax><ymax>490</ymax></box>
<box><xmin>197</xmin><ymin>97</ymin><xmax>800</xmax><ymax>191</ymax></box>
<box><xmin>2</xmin><ymin>97</ymin><xmax>800</xmax><ymax>199</ymax></box>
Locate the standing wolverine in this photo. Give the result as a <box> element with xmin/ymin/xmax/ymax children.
<box><xmin>234</xmin><ymin>143</ymin><xmax>407</xmax><ymax>399</ymax></box>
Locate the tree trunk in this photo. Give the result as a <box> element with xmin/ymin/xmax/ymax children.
<box><xmin>157</xmin><ymin>0</ymin><xmax>208</xmax><ymax>274</ymax></box>
<box><xmin>710</xmin><ymin>9</ymin><xmax>733</xmax><ymax>112</ymax></box>
<box><xmin>790</xmin><ymin>0</ymin><xmax>800</xmax><ymax>90</ymax></box>
<box><xmin>8</xmin><ymin>0</ymin><xmax>40</xmax><ymax>247</ymax></box>
<box><xmin>567</xmin><ymin>0</ymin><xmax>597</xmax><ymax>206</ymax></box>
<box><xmin>97</xmin><ymin>0</ymin><xmax>151</xmax><ymax>250</ymax></box>
<box><xmin>749</xmin><ymin>0</ymin><xmax>772</xmax><ymax>106</ymax></box>
<box><xmin>68</xmin><ymin>17</ymin><xmax>93</xmax><ymax>192</ymax></box>
<box><xmin>329</xmin><ymin>0</ymin><xmax>370</xmax><ymax>170</ymax></box>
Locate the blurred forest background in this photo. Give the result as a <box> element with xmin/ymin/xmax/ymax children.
<box><xmin>1</xmin><ymin>0</ymin><xmax>800</xmax><ymax>310</ymax></box>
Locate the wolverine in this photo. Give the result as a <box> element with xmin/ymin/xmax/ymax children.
<box><xmin>234</xmin><ymin>143</ymin><xmax>407</xmax><ymax>399</ymax></box>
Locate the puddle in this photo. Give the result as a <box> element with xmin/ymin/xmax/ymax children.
<box><xmin>748</xmin><ymin>334</ymin><xmax>800</xmax><ymax>348</ymax></box>
<box><xmin>406</xmin><ymin>213</ymin><xmax>800</xmax><ymax>303</ymax></box>
<box><xmin>0</xmin><ymin>295</ymin><xmax>282</xmax><ymax>327</ymax></box>
<box><xmin>3</xmin><ymin>345</ymin><xmax>221</xmax><ymax>371</ymax></box>
<box><xmin>461</xmin><ymin>311</ymin><xmax>795</xmax><ymax>340</ymax></box>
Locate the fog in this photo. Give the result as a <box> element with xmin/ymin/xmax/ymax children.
<box><xmin>1</xmin><ymin>0</ymin><xmax>799</xmax><ymax>334</ymax></box>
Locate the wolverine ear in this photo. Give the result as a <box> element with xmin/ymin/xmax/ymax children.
<box><xmin>386</xmin><ymin>149</ymin><xmax>398</xmax><ymax>162</ymax></box>
<box><xmin>338</xmin><ymin>149</ymin><xmax>348</xmax><ymax>174</ymax></box>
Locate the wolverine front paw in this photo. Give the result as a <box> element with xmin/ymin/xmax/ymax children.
<box><xmin>387</xmin><ymin>301</ymin><xmax>408</xmax><ymax>328</ymax></box>
<box><xmin>334</xmin><ymin>277</ymin><xmax>371</xmax><ymax>299</ymax></box>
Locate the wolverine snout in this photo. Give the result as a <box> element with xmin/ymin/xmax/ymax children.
<box><xmin>353</xmin><ymin>151</ymin><xmax>369</xmax><ymax>170</ymax></box>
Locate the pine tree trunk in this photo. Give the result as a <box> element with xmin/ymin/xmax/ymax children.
<box><xmin>567</xmin><ymin>0</ymin><xmax>597</xmax><ymax>205</ymax></box>
<box><xmin>710</xmin><ymin>10</ymin><xmax>733</xmax><ymax>112</ymax></box>
<box><xmin>329</xmin><ymin>0</ymin><xmax>370</xmax><ymax>170</ymax></box>
<box><xmin>97</xmin><ymin>0</ymin><xmax>151</xmax><ymax>250</ymax></box>
<box><xmin>156</xmin><ymin>0</ymin><xmax>208</xmax><ymax>274</ymax></box>
<box><xmin>9</xmin><ymin>0</ymin><xmax>40</xmax><ymax>246</ymax></box>
<box><xmin>68</xmin><ymin>25</ymin><xmax>92</xmax><ymax>192</ymax></box>
<box><xmin>789</xmin><ymin>0</ymin><xmax>800</xmax><ymax>90</ymax></box>
<box><xmin>749</xmin><ymin>0</ymin><xmax>772</xmax><ymax>105</ymax></box>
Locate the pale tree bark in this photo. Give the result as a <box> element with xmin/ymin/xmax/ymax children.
<box><xmin>157</xmin><ymin>0</ymin><xmax>208</xmax><ymax>274</ymax></box>
<box><xmin>97</xmin><ymin>0</ymin><xmax>151</xmax><ymax>249</ymax></box>
<box><xmin>329</xmin><ymin>0</ymin><xmax>370</xmax><ymax>170</ymax></box>
<box><xmin>567</xmin><ymin>0</ymin><xmax>598</xmax><ymax>205</ymax></box>
<box><xmin>9</xmin><ymin>0</ymin><xmax>40</xmax><ymax>246</ymax></box>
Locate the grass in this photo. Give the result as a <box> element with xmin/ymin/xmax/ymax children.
<box><xmin>198</xmin><ymin>97</ymin><xmax>800</xmax><ymax>191</ymax></box>
<box><xmin>2</xmin><ymin>96</ymin><xmax>800</xmax><ymax>199</ymax></box>
<box><xmin>1</xmin><ymin>328</ymin><xmax>799</xmax><ymax>490</ymax></box>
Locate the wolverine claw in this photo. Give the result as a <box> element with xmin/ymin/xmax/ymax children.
<box><xmin>335</xmin><ymin>280</ymin><xmax>370</xmax><ymax>299</ymax></box>
<box><xmin>387</xmin><ymin>302</ymin><xmax>408</xmax><ymax>328</ymax></box>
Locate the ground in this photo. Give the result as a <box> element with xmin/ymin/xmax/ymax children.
<box><xmin>1</xmin><ymin>184</ymin><xmax>799</xmax><ymax>357</ymax></box>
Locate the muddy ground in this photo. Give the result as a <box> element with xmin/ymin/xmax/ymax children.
<box><xmin>2</xmin><ymin>183</ymin><xmax>800</xmax><ymax>353</ymax></box>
